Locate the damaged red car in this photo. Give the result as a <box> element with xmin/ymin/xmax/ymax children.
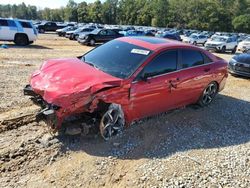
<box><xmin>24</xmin><ymin>37</ymin><xmax>228</xmax><ymax>140</ymax></box>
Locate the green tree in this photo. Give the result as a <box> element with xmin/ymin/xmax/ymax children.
<box><xmin>232</xmin><ymin>14</ymin><xmax>250</xmax><ymax>33</ymax></box>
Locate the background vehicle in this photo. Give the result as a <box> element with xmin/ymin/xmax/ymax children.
<box><xmin>0</xmin><ymin>18</ymin><xmax>37</xmax><ymax>46</ymax></box>
<box><xmin>65</xmin><ymin>27</ymin><xmax>95</xmax><ymax>40</ymax></box>
<box><xmin>161</xmin><ymin>32</ymin><xmax>182</xmax><ymax>41</ymax></box>
<box><xmin>24</xmin><ymin>37</ymin><xmax>228</xmax><ymax>140</ymax></box>
<box><xmin>37</xmin><ymin>22</ymin><xmax>67</xmax><ymax>33</ymax></box>
<box><xmin>228</xmin><ymin>53</ymin><xmax>250</xmax><ymax>77</ymax></box>
<box><xmin>77</xmin><ymin>29</ymin><xmax>123</xmax><ymax>46</ymax></box>
<box><xmin>56</xmin><ymin>26</ymin><xmax>78</xmax><ymax>37</ymax></box>
<box><xmin>183</xmin><ymin>34</ymin><xmax>207</xmax><ymax>45</ymax></box>
<box><xmin>237</xmin><ymin>37</ymin><xmax>250</xmax><ymax>53</ymax></box>
<box><xmin>205</xmin><ymin>36</ymin><xmax>238</xmax><ymax>53</ymax></box>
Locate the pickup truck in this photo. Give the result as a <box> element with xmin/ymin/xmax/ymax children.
<box><xmin>36</xmin><ymin>22</ymin><xmax>68</xmax><ymax>33</ymax></box>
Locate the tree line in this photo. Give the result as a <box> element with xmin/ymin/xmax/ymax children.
<box><xmin>0</xmin><ymin>0</ymin><xmax>250</xmax><ymax>33</ymax></box>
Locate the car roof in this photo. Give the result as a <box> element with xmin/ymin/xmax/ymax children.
<box><xmin>116</xmin><ymin>36</ymin><xmax>193</xmax><ymax>51</ymax></box>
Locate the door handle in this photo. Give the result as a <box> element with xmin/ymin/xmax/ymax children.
<box><xmin>168</xmin><ymin>78</ymin><xmax>180</xmax><ymax>89</ymax></box>
<box><xmin>204</xmin><ymin>68</ymin><xmax>211</xmax><ymax>72</ymax></box>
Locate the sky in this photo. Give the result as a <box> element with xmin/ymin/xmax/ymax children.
<box><xmin>1</xmin><ymin>0</ymin><xmax>99</xmax><ymax>9</ymax></box>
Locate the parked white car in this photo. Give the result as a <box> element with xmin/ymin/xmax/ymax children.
<box><xmin>205</xmin><ymin>36</ymin><xmax>238</xmax><ymax>53</ymax></box>
<box><xmin>237</xmin><ymin>37</ymin><xmax>250</xmax><ymax>53</ymax></box>
<box><xmin>182</xmin><ymin>34</ymin><xmax>207</xmax><ymax>45</ymax></box>
<box><xmin>0</xmin><ymin>18</ymin><xmax>38</xmax><ymax>45</ymax></box>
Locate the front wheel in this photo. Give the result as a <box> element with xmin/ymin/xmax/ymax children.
<box><xmin>198</xmin><ymin>82</ymin><xmax>218</xmax><ymax>107</ymax></box>
<box><xmin>232</xmin><ymin>46</ymin><xmax>237</xmax><ymax>54</ymax></box>
<box><xmin>99</xmin><ymin>104</ymin><xmax>125</xmax><ymax>140</ymax></box>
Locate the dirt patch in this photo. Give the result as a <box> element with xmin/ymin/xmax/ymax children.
<box><xmin>0</xmin><ymin>34</ymin><xmax>249</xmax><ymax>188</ymax></box>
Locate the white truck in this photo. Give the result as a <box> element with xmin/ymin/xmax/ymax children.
<box><xmin>205</xmin><ymin>36</ymin><xmax>238</xmax><ymax>53</ymax></box>
<box><xmin>0</xmin><ymin>18</ymin><xmax>38</xmax><ymax>46</ymax></box>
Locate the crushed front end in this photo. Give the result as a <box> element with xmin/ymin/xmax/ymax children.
<box><xmin>24</xmin><ymin>84</ymin><xmax>60</xmax><ymax>130</ymax></box>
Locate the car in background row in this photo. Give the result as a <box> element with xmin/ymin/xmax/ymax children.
<box><xmin>77</xmin><ymin>29</ymin><xmax>123</xmax><ymax>46</ymax></box>
<box><xmin>24</xmin><ymin>37</ymin><xmax>228</xmax><ymax>140</ymax></box>
<box><xmin>56</xmin><ymin>26</ymin><xmax>78</xmax><ymax>37</ymax></box>
<box><xmin>0</xmin><ymin>18</ymin><xmax>37</xmax><ymax>45</ymax></box>
<box><xmin>237</xmin><ymin>37</ymin><xmax>250</xmax><ymax>53</ymax></box>
<box><xmin>65</xmin><ymin>27</ymin><xmax>95</xmax><ymax>40</ymax></box>
<box><xmin>37</xmin><ymin>21</ymin><xmax>72</xmax><ymax>33</ymax></box>
<box><xmin>183</xmin><ymin>34</ymin><xmax>207</xmax><ymax>45</ymax></box>
<box><xmin>228</xmin><ymin>52</ymin><xmax>250</xmax><ymax>77</ymax></box>
<box><xmin>205</xmin><ymin>36</ymin><xmax>238</xmax><ymax>53</ymax></box>
<box><xmin>161</xmin><ymin>32</ymin><xmax>182</xmax><ymax>41</ymax></box>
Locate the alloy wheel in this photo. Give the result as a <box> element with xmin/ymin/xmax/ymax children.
<box><xmin>100</xmin><ymin>105</ymin><xmax>124</xmax><ymax>140</ymax></box>
<box><xmin>202</xmin><ymin>83</ymin><xmax>218</xmax><ymax>105</ymax></box>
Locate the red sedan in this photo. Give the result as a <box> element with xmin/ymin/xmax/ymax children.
<box><xmin>24</xmin><ymin>37</ymin><xmax>228</xmax><ymax>140</ymax></box>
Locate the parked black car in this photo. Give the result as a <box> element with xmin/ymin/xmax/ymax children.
<box><xmin>162</xmin><ymin>32</ymin><xmax>182</xmax><ymax>41</ymax></box>
<box><xmin>78</xmin><ymin>29</ymin><xmax>123</xmax><ymax>46</ymax></box>
<box><xmin>228</xmin><ymin>52</ymin><xmax>250</xmax><ymax>77</ymax></box>
<box><xmin>37</xmin><ymin>22</ymin><xmax>69</xmax><ymax>33</ymax></box>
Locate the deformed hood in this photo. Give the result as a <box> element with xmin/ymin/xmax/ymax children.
<box><xmin>30</xmin><ymin>58</ymin><xmax>122</xmax><ymax>104</ymax></box>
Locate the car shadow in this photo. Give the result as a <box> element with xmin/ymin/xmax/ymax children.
<box><xmin>2</xmin><ymin>44</ymin><xmax>52</xmax><ymax>49</ymax></box>
<box><xmin>56</xmin><ymin>94</ymin><xmax>250</xmax><ymax>159</ymax></box>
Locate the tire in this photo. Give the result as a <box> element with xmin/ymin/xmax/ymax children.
<box><xmin>99</xmin><ymin>104</ymin><xmax>125</xmax><ymax>140</ymax></box>
<box><xmin>14</xmin><ymin>34</ymin><xmax>29</xmax><ymax>46</ymax></box>
<box><xmin>221</xmin><ymin>46</ymin><xmax>226</xmax><ymax>53</ymax></box>
<box><xmin>39</xmin><ymin>28</ymin><xmax>45</xmax><ymax>33</ymax></box>
<box><xmin>203</xmin><ymin>41</ymin><xmax>207</xmax><ymax>46</ymax></box>
<box><xmin>232</xmin><ymin>46</ymin><xmax>237</xmax><ymax>54</ymax></box>
<box><xmin>198</xmin><ymin>82</ymin><xmax>218</xmax><ymax>107</ymax></box>
<box><xmin>193</xmin><ymin>41</ymin><xmax>197</xmax><ymax>45</ymax></box>
<box><xmin>89</xmin><ymin>39</ymin><xmax>96</xmax><ymax>46</ymax></box>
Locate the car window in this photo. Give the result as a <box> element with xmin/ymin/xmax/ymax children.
<box><xmin>0</xmin><ymin>19</ymin><xmax>8</xmax><ymax>26</ymax></box>
<box><xmin>227</xmin><ymin>38</ymin><xmax>232</xmax><ymax>43</ymax></box>
<box><xmin>8</xmin><ymin>20</ymin><xmax>17</xmax><ymax>27</ymax></box>
<box><xmin>202</xmin><ymin>53</ymin><xmax>213</xmax><ymax>64</ymax></box>
<box><xmin>142</xmin><ymin>50</ymin><xmax>178</xmax><ymax>78</ymax></box>
<box><xmin>19</xmin><ymin>21</ymin><xmax>32</xmax><ymax>28</ymax></box>
<box><xmin>181</xmin><ymin>49</ymin><xmax>204</xmax><ymax>68</ymax></box>
<box><xmin>107</xmin><ymin>30</ymin><xmax>116</xmax><ymax>35</ymax></box>
<box><xmin>99</xmin><ymin>30</ymin><xmax>107</xmax><ymax>35</ymax></box>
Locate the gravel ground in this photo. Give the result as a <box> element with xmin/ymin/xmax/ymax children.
<box><xmin>0</xmin><ymin>34</ymin><xmax>249</xmax><ymax>188</ymax></box>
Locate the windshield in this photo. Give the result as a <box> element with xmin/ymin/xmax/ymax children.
<box><xmin>245</xmin><ymin>37</ymin><xmax>250</xmax><ymax>42</ymax></box>
<box><xmin>91</xmin><ymin>29</ymin><xmax>101</xmax><ymax>34</ymax></box>
<box><xmin>82</xmin><ymin>40</ymin><xmax>152</xmax><ymax>79</ymax></box>
<box><xmin>212</xmin><ymin>37</ymin><xmax>227</xmax><ymax>42</ymax></box>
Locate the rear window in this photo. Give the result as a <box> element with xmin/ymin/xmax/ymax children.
<box><xmin>0</xmin><ymin>19</ymin><xmax>8</xmax><ymax>26</ymax></box>
<box><xmin>181</xmin><ymin>49</ymin><xmax>204</xmax><ymax>68</ymax></box>
<box><xmin>19</xmin><ymin>21</ymin><xmax>32</xmax><ymax>28</ymax></box>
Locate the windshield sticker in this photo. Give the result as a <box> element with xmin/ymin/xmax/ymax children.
<box><xmin>131</xmin><ymin>49</ymin><xmax>150</xmax><ymax>55</ymax></box>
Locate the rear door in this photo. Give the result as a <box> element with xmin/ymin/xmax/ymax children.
<box><xmin>0</xmin><ymin>19</ymin><xmax>17</xmax><ymax>41</ymax></box>
<box><xmin>176</xmin><ymin>49</ymin><xmax>214</xmax><ymax>105</ymax></box>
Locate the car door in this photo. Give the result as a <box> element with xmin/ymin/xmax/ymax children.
<box><xmin>106</xmin><ymin>29</ymin><xmax>119</xmax><ymax>41</ymax></box>
<box><xmin>176</xmin><ymin>49</ymin><xmax>214</xmax><ymax>105</ymax></box>
<box><xmin>130</xmin><ymin>49</ymin><xmax>184</xmax><ymax>120</ymax></box>
<box><xmin>0</xmin><ymin>19</ymin><xmax>16</xmax><ymax>40</ymax></box>
<box><xmin>97</xmin><ymin>30</ymin><xmax>108</xmax><ymax>42</ymax></box>
<box><xmin>226</xmin><ymin>38</ymin><xmax>234</xmax><ymax>49</ymax></box>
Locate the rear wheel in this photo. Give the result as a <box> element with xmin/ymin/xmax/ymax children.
<box><xmin>14</xmin><ymin>34</ymin><xmax>29</xmax><ymax>46</ymax></box>
<box><xmin>39</xmin><ymin>28</ymin><xmax>45</xmax><ymax>33</ymax></box>
<box><xmin>89</xmin><ymin>39</ymin><xmax>96</xmax><ymax>46</ymax></box>
<box><xmin>198</xmin><ymin>82</ymin><xmax>218</xmax><ymax>107</ymax></box>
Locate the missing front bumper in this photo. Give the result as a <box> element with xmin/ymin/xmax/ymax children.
<box><xmin>24</xmin><ymin>84</ymin><xmax>59</xmax><ymax>129</ymax></box>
